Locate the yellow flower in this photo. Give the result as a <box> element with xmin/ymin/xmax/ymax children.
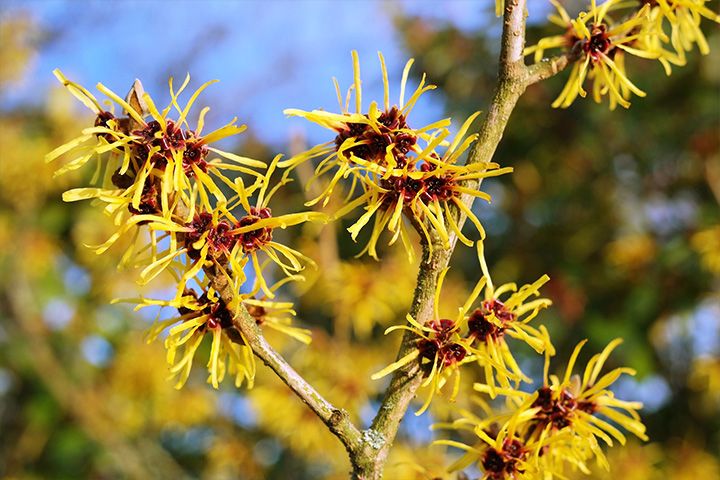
<box><xmin>142</xmin><ymin>287</ymin><xmax>256</xmax><ymax>389</ymax></box>
<box><xmin>308</xmin><ymin>250</ymin><xmax>417</xmax><ymax>340</ymax></box>
<box><xmin>534</xmin><ymin>339</ymin><xmax>648</xmax><ymax>447</ymax></box>
<box><xmin>632</xmin><ymin>5</ymin><xmax>688</xmax><ymax>75</ymax></box>
<box><xmin>383</xmin><ymin>443</ymin><xmax>453</xmax><ymax>480</ymax></box>
<box><xmin>127</xmin><ymin>272</ymin><xmax>309</xmax><ymax>391</ymax></box>
<box><xmin>166</xmin><ymin>204</ymin><xmax>249</xmax><ymax>303</ymax></box>
<box><xmin>48</xmin><ymin>70</ymin><xmax>266</xmax><ymax>217</ymax></box>
<box><xmin>650</xmin><ymin>0</ymin><xmax>720</xmax><ymax>57</ymax></box>
<box><xmin>525</xmin><ymin>0</ymin><xmax>582</xmax><ymax>63</ymax></box>
<box><xmin>60</xmin><ymin>152</ymin><xmax>325</xmax><ymax>305</ymax></box>
<box><xmin>137</xmin><ymin>157</ymin><xmax>326</xmax><ymax>301</ymax></box>
<box><xmin>691</xmin><ymin>225</ymin><xmax>720</xmax><ymax>274</ymax></box>
<box><xmin>243</xmin><ymin>274</ymin><xmax>312</xmax><ymax>345</ymax></box>
<box><xmin>471</xmin><ymin>338</ymin><xmax>648</xmax><ymax>475</ymax></box>
<box><xmin>438</xmin><ymin>339</ymin><xmax>647</xmax><ymax>477</ymax></box>
<box><xmin>48</xmin><ymin>71</ymin><xmax>287</xmax><ymax>296</ymax></box>
<box><xmin>281</xmin><ymin>53</ymin><xmax>509</xmax><ymax>261</ymax></box>
<box><xmin>527</xmin><ymin>1</ymin><xmax>679</xmax><ymax>109</ymax></box>
<box><xmin>230</xmin><ymin>156</ymin><xmax>327</xmax><ymax>297</ymax></box>
<box><xmin>411</xmin><ymin>112</ymin><xmax>512</xmax><ymax>249</ymax></box>
<box><xmin>103</xmin><ymin>337</ymin><xmax>214</xmax><ymax>434</ymax></box>
<box><xmin>688</xmin><ymin>356</ymin><xmax>720</xmax><ymax>413</ymax></box>
<box><xmin>371</xmin><ymin>268</ymin><xmax>475</xmax><ymax>416</ymax></box>
<box><xmin>468</xmin><ymin>243</ymin><xmax>555</xmax><ymax>396</ymax></box>
<box><xmin>281</xmin><ymin>50</ymin><xmax>450</xmax><ymax>206</ymax></box>
<box><xmin>371</xmin><ymin>243</ymin><xmax>555</xmax><ymax>414</ymax></box>
<box><xmin>62</xmin><ymin>184</ymin><xmax>191</xmax><ymax>273</ymax></box>
<box><xmin>334</xmin><ymin>113</ymin><xmax>509</xmax><ymax>261</ymax></box>
<box><xmin>436</xmin><ymin>397</ymin><xmax>551</xmax><ymax>478</ymax></box>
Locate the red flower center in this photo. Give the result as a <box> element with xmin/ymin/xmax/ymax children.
<box><xmin>584</xmin><ymin>24</ymin><xmax>612</xmax><ymax>62</ymax></box>
<box><xmin>236</xmin><ymin>207</ymin><xmax>273</xmax><ymax>252</ymax></box>
<box><xmin>334</xmin><ymin>106</ymin><xmax>416</xmax><ymax>167</ymax></box>
<box><xmin>418</xmin><ymin>319</ymin><xmax>467</xmax><ymax>369</ymax></box>
<box><xmin>531</xmin><ymin>386</ymin><xmax>597</xmax><ymax>430</ymax></box>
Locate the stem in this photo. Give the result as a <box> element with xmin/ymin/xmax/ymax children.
<box><xmin>525</xmin><ymin>54</ymin><xmax>572</xmax><ymax>86</ymax></box>
<box><xmin>205</xmin><ymin>266</ymin><xmax>364</xmax><ymax>459</ymax></box>
<box><xmin>351</xmin><ymin>1</ymin><xmax>572</xmax><ymax>477</ymax></box>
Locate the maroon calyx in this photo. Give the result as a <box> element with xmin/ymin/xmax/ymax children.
<box><xmin>467</xmin><ymin>299</ymin><xmax>515</xmax><ymax>344</ymax></box>
<box><xmin>182</xmin><ymin>132</ymin><xmax>209</xmax><ymax>177</ymax></box>
<box><xmin>111</xmin><ymin>168</ymin><xmax>135</xmax><ymax>189</ymax></box>
<box><xmin>161</xmin><ymin>120</ymin><xmax>186</xmax><ymax>153</ymax></box>
<box><xmin>184</xmin><ymin>212</ymin><xmax>237</xmax><ymax>260</ymax></box>
<box><xmin>468</xmin><ymin>309</ymin><xmax>505</xmax><ymax>343</ymax></box>
<box><xmin>482</xmin><ymin>438</ymin><xmax>527</xmax><ymax>479</ymax></box>
<box><xmin>132</xmin><ymin>120</ymin><xmax>167</xmax><ymax>167</ymax></box>
<box><xmin>235</xmin><ymin>207</ymin><xmax>273</xmax><ymax>252</ymax></box>
<box><xmin>132</xmin><ymin>119</ymin><xmax>197</xmax><ymax>170</ymax></box>
<box><xmin>94</xmin><ymin>111</ymin><xmax>118</xmax><ymax>142</ymax></box>
<box><xmin>127</xmin><ymin>179</ymin><xmax>162</xmax><ymax>217</ymax></box>
<box><xmin>484</xmin><ymin>299</ymin><xmax>516</xmax><ymax>323</ymax></box>
<box><xmin>583</xmin><ymin>24</ymin><xmax>612</xmax><ymax>62</ymax></box>
<box><xmin>204</xmin><ymin>296</ymin><xmax>233</xmax><ymax>330</ymax></box>
<box><xmin>380</xmin><ymin>174</ymin><xmax>424</xmax><ymax>206</ymax></box>
<box><xmin>420</xmin><ymin>174</ymin><xmax>455</xmax><ymax>203</ymax></box>
<box><xmin>531</xmin><ymin>386</ymin><xmax>596</xmax><ymax>430</ymax></box>
<box><xmin>245</xmin><ymin>303</ymin><xmax>268</xmax><ymax>325</ymax></box>
<box><xmin>417</xmin><ymin>319</ymin><xmax>467</xmax><ymax>371</ymax></box>
<box><xmin>333</xmin><ymin>106</ymin><xmax>417</xmax><ymax>167</ymax></box>
<box><xmin>175</xmin><ymin>288</ymin><xmax>233</xmax><ymax>331</ymax></box>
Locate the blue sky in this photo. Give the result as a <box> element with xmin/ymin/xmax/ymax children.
<box><xmin>2</xmin><ymin>0</ymin><xmax>551</xmax><ymax>148</ymax></box>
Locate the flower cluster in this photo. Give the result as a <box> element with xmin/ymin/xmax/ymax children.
<box><xmin>283</xmin><ymin>52</ymin><xmax>511</xmax><ymax>261</ymax></box>
<box><xmin>142</xmin><ymin>286</ymin><xmax>255</xmax><ymax>389</ymax></box>
<box><xmin>48</xmin><ymin>72</ymin><xmax>324</xmax><ymax>388</ymax></box>
<box><xmin>371</xmin><ymin>245</ymin><xmax>554</xmax><ymax>414</ymax></box>
<box><xmin>46</xmin><ymin>36</ymin><xmax>663</xmax><ymax>476</ymax></box>
<box><xmin>526</xmin><ymin>0</ymin><xmax>719</xmax><ymax>109</ymax></box>
<box><xmin>128</xmin><ymin>273</ymin><xmax>310</xmax><ymax>388</ymax></box>
<box><xmin>438</xmin><ymin>339</ymin><xmax>648</xmax><ymax>478</ymax></box>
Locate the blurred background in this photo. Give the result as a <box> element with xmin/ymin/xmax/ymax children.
<box><xmin>0</xmin><ymin>1</ymin><xmax>718</xmax><ymax>479</ymax></box>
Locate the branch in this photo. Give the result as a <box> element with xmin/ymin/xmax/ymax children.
<box><xmin>205</xmin><ymin>266</ymin><xmax>364</xmax><ymax>459</ymax></box>
<box><xmin>353</xmin><ymin>1</ymin><xmax>533</xmax><ymax>478</ymax></box>
<box><xmin>525</xmin><ymin>54</ymin><xmax>572</xmax><ymax>86</ymax></box>
<box><xmin>169</xmin><ymin>197</ymin><xmax>363</xmax><ymax>461</ymax></box>
<box><xmin>499</xmin><ymin>0</ymin><xmax>527</xmax><ymax>77</ymax></box>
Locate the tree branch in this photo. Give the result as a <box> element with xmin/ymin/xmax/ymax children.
<box><xmin>525</xmin><ymin>54</ymin><xmax>572</xmax><ymax>86</ymax></box>
<box><xmin>499</xmin><ymin>0</ymin><xmax>528</xmax><ymax>76</ymax></box>
<box><xmin>352</xmin><ymin>1</ymin><xmax>534</xmax><ymax>478</ymax></box>
<box><xmin>205</xmin><ymin>266</ymin><xmax>364</xmax><ymax>461</ymax></box>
